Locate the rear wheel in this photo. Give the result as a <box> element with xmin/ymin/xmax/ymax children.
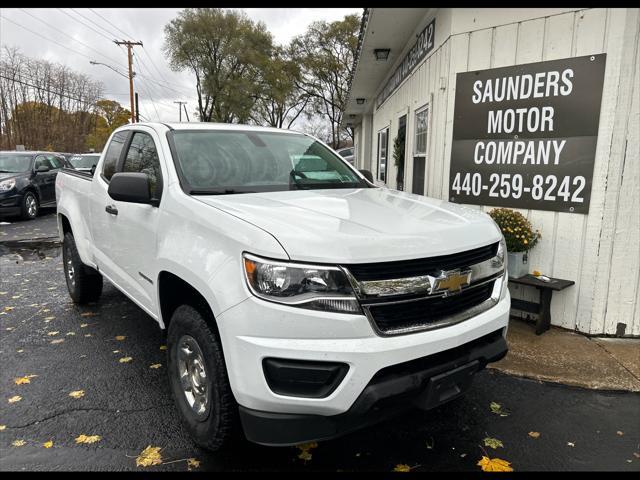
<box><xmin>62</xmin><ymin>232</ymin><xmax>103</xmax><ymax>303</ymax></box>
<box><xmin>20</xmin><ymin>192</ymin><xmax>38</xmax><ymax>220</ymax></box>
<box><xmin>167</xmin><ymin>304</ymin><xmax>238</xmax><ymax>451</ymax></box>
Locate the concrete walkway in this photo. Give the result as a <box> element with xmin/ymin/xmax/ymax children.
<box><xmin>490</xmin><ymin>318</ymin><xmax>640</xmax><ymax>392</ymax></box>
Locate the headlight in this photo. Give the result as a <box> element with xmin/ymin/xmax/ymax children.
<box><xmin>243</xmin><ymin>253</ymin><xmax>361</xmax><ymax>314</ymax></box>
<box><xmin>497</xmin><ymin>236</ymin><xmax>508</xmax><ymax>299</ymax></box>
<box><xmin>0</xmin><ymin>178</ymin><xmax>16</xmax><ymax>192</ymax></box>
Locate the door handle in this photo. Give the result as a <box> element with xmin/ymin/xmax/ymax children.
<box><xmin>105</xmin><ymin>205</ymin><xmax>118</xmax><ymax>216</ymax></box>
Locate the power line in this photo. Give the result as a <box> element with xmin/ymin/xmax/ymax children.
<box><xmin>57</xmin><ymin>8</ymin><xmax>115</xmax><ymax>44</ymax></box>
<box><xmin>70</xmin><ymin>8</ymin><xmax>123</xmax><ymax>40</ymax></box>
<box><xmin>88</xmin><ymin>9</ymin><xmax>135</xmax><ymax>40</ymax></box>
<box><xmin>133</xmin><ymin>55</ymin><xmax>160</xmax><ymax>121</ymax></box>
<box><xmin>0</xmin><ymin>74</ymin><xmax>97</xmax><ymax>104</ymax></box>
<box><xmin>17</xmin><ymin>9</ymin><xmax>123</xmax><ymax>68</ymax></box>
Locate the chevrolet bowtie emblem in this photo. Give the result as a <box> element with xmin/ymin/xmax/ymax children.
<box><xmin>431</xmin><ymin>270</ymin><xmax>471</xmax><ymax>296</ymax></box>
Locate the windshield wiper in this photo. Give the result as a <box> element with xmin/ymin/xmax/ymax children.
<box><xmin>0</xmin><ymin>170</ymin><xmax>16</xmax><ymax>173</ymax></box>
<box><xmin>189</xmin><ymin>188</ymin><xmax>255</xmax><ymax>195</ymax></box>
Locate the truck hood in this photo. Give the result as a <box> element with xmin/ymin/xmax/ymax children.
<box><xmin>197</xmin><ymin>188</ymin><xmax>502</xmax><ymax>264</ymax></box>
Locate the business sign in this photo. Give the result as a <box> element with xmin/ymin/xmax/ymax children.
<box><xmin>449</xmin><ymin>54</ymin><xmax>606</xmax><ymax>214</ymax></box>
<box><xmin>376</xmin><ymin>18</ymin><xmax>435</xmax><ymax>109</ymax></box>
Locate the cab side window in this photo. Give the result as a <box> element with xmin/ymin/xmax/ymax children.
<box><xmin>34</xmin><ymin>156</ymin><xmax>49</xmax><ymax>170</ymax></box>
<box><xmin>122</xmin><ymin>132</ymin><xmax>163</xmax><ymax>199</ymax></box>
<box><xmin>102</xmin><ymin>131</ymin><xmax>128</xmax><ymax>181</ymax></box>
<box><xmin>47</xmin><ymin>155</ymin><xmax>64</xmax><ymax>169</ymax></box>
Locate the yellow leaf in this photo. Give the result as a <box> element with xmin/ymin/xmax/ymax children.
<box><xmin>4</xmin><ymin>306</ymin><xmax>14</xmax><ymax>312</ymax></box>
<box><xmin>16</xmin><ymin>349</ymin><xmax>24</xmax><ymax>353</ymax></box>
<box><xmin>616</xmin><ymin>431</ymin><xmax>624</xmax><ymax>436</ymax></box>
<box><xmin>113</xmin><ymin>350</ymin><xmax>120</xmax><ymax>354</ymax></box>
<box><xmin>69</xmin><ymin>390</ymin><xmax>85</xmax><ymax>399</ymax></box>
<box><xmin>75</xmin><ymin>434</ymin><xmax>101</xmax><ymax>444</ymax></box>
<box><xmin>44</xmin><ymin>316</ymin><xmax>55</xmax><ymax>321</ymax></box>
<box><xmin>84</xmin><ymin>334</ymin><xmax>92</xmax><ymax>337</ymax></box>
<box><xmin>8</xmin><ymin>395</ymin><xmax>22</xmax><ymax>403</ymax></box>
<box><xmin>159</xmin><ymin>345</ymin><xmax>167</xmax><ymax>351</ymax></box>
<box><xmin>489</xmin><ymin>401</ymin><xmax>509</xmax><ymax>416</ymax></box>
<box><xmin>136</xmin><ymin>445</ymin><xmax>163</xmax><ymax>467</ymax></box>
<box><xmin>0</xmin><ymin>425</ymin><xmax>6</xmax><ymax>431</ymax></box>
<box><xmin>483</xmin><ymin>437</ymin><xmax>504</xmax><ymax>449</ymax></box>
<box><xmin>43</xmin><ymin>440</ymin><xmax>53</xmax><ymax>448</ymax></box>
<box><xmin>477</xmin><ymin>456</ymin><xmax>514</xmax><ymax>472</ymax></box>
<box><xmin>66</xmin><ymin>332</ymin><xmax>76</xmax><ymax>336</ymax></box>
<box><xmin>80</xmin><ymin>312</ymin><xmax>97</xmax><ymax>317</ymax></box>
<box><xmin>296</xmin><ymin>441</ymin><xmax>318</xmax><ymax>461</ymax></box>
<box><xmin>115</xmin><ymin>335</ymin><xmax>125</xmax><ymax>341</ymax></box>
<box><xmin>80</xmin><ymin>323</ymin><xmax>89</xmax><ymax>328</ymax></box>
<box><xmin>6</xmin><ymin>327</ymin><xmax>14</xmax><ymax>331</ymax></box>
<box><xmin>119</xmin><ymin>357</ymin><xmax>133</xmax><ymax>363</ymax></box>
<box><xmin>393</xmin><ymin>464</ymin><xmax>412</xmax><ymax>472</ymax></box>
<box><xmin>149</xmin><ymin>364</ymin><xmax>162</xmax><ymax>369</ymax></box>
<box><xmin>187</xmin><ymin>458</ymin><xmax>200</xmax><ymax>470</ymax></box>
<box><xmin>528</xmin><ymin>431</ymin><xmax>540</xmax><ymax>438</ymax></box>
<box><xmin>14</xmin><ymin>375</ymin><xmax>37</xmax><ymax>385</ymax></box>
<box><xmin>47</xmin><ymin>331</ymin><xmax>59</xmax><ymax>336</ymax></box>
<box><xmin>12</xmin><ymin>439</ymin><xmax>26</xmax><ymax>447</ymax></box>
<box><xmin>51</xmin><ymin>339</ymin><xmax>65</xmax><ymax>344</ymax></box>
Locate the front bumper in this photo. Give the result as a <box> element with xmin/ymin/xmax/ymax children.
<box><xmin>0</xmin><ymin>191</ymin><xmax>22</xmax><ymax>216</ymax></box>
<box><xmin>217</xmin><ymin>286</ymin><xmax>510</xmax><ymax>418</ymax></box>
<box><xmin>239</xmin><ymin>327</ymin><xmax>507</xmax><ymax>446</ymax></box>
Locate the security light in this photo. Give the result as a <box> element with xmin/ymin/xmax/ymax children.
<box><xmin>374</xmin><ymin>48</ymin><xmax>390</xmax><ymax>61</ymax></box>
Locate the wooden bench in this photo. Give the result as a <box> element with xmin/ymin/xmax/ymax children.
<box><xmin>508</xmin><ymin>274</ymin><xmax>575</xmax><ymax>335</ymax></box>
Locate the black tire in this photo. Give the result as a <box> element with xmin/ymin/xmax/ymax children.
<box><xmin>167</xmin><ymin>304</ymin><xmax>238</xmax><ymax>451</ymax></box>
<box><xmin>20</xmin><ymin>191</ymin><xmax>39</xmax><ymax>220</ymax></box>
<box><xmin>62</xmin><ymin>232</ymin><xmax>103</xmax><ymax>304</ymax></box>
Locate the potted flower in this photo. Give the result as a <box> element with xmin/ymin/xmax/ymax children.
<box><xmin>488</xmin><ymin>208</ymin><xmax>541</xmax><ymax>278</ymax></box>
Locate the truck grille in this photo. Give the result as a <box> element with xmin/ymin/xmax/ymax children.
<box><xmin>364</xmin><ymin>281</ymin><xmax>496</xmax><ymax>335</ymax></box>
<box><xmin>344</xmin><ymin>242</ymin><xmax>499</xmax><ymax>281</ymax></box>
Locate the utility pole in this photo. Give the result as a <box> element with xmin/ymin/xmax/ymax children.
<box><xmin>183</xmin><ymin>103</ymin><xmax>190</xmax><ymax>122</ymax></box>
<box><xmin>135</xmin><ymin>92</ymin><xmax>140</xmax><ymax>123</ymax></box>
<box><xmin>114</xmin><ymin>40</ymin><xmax>143</xmax><ymax>123</ymax></box>
<box><xmin>174</xmin><ymin>101</ymin><xmax>187</xmax><ymax>122</ymax></box>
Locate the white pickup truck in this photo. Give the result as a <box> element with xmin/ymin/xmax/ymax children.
<box><xmin>56</xmin><ymin>122</ymin><xmax>510</xmax><ymax>449</ymax></box>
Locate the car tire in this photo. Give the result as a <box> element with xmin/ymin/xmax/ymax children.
<box><xmin>62</xmin><ymin>232</ymin><xmax>103</xmax><ymax>304</ymax></box>
<box><xmin>167</xmin><ymin>303</ymin><xmax>238</xmax><ymax>451</ymax></box>
<box><xmin>20</xmin><ymin>191</ymin><xmax>39</xmax><ymax>220</ymax></box>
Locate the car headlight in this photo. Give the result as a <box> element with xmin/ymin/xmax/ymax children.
<box><xmin>243</xmin><ymin>253</ymin><xmax>361</xmax><ymax>314</ymax></box>
<box><xmin>497</xmin><ymin>236</ymin><xmax>508</xmax><ymax>299</ymax></box>
<box><xmin>0</xmin><ymin>178</ymin><xmax>16</xmax><ymax>192</ymax></box>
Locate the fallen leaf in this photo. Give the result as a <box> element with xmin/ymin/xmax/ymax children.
<box><xmin>159</xmin><ymin>345</ymin><xmax>167</xmax><ymax>351</ymax></box>
<box><xmin>5</xmin><ymin>327</ymin><xmax>14</xmax><ymax>331</ymax></box>
<box><xmin>12</xmin><ymin>295</ymin><xmax>21</xmax><ymax>299</ymax></box>
<box><xmin>69</xmin><ymin>390</ymin><xmax>85</xmax><ymax>399</ymax></box>
<box><xmin>80</xmin><ymin>312</ymin><xmax>97</xmax><ymax>317</ymax></box>
<box><xmin>44</xmin><ymin>316</ymin><xmax>55</xmax><ymax>321</ymax></box>
<box><xmin>84</xmin><ymin>334</ymin><xmax>92</xmax><ymax>337</ymax></box>
<box><xmin>616</xmin><ymin>431</ymin><xmax>624</xmax><ymax>436</ymax></box>
<box><xmin>8</xmin><ymin>395</ymin><xmax>22</xmax><ymax>403</ymax></box>
<box><xmin>483</xmin><ymin>437</ymin><xmax>504</xmax><ymax>449</ymax></box>
<box><xmin>528</xmin><ymin>431</ymin><xmax>541</xmax><ymax>439</ymax></box>
<box><xmin>14</xmin><ymin>375</ymin><xmax>37</xmax><ymax>385</ymax></box>
<box><xmin>119</xmin><ymin>357</ymin><xmax>133</xmax><ymax>363</ymax></box>
<box><xmin>149</xmin><ymin>364</ymin><xmax>162</xmax><ymax>369</ymax></box>
<box><xmin>12</xmin><ymin>439</ymin><xmax>26</xmax><ymax>447</ymax></box>
<box><xmin>66</xmin><ymin>332</ymin><xmax>76</xmax><ymax>336</ymax></box>
<box><xmin>51</xmin><ymin>339</ymin><xmax>65</xmax><ymax>344</ymax></box>
<box><xmin>47</xmin><ymin>331</ymin><xmax>59</xmax><ymax>336</ymax></box>
<box><xmin>80</xmin><ymin>323</ymin><xmax>88</xmax><ymax>328</ymax></box>
<box><xmin>75</xmin><ymin>434</ymin><xmax>101</xmax><ymax>444</ymax></box>
<box><xmin>296</xmin><ymin>441</ymin><xmax>318</xmax><ymax>461</ymax></box>
<box><xmin>4</xmin><ymin>306</ymin><xmax>14</xmax><ymax>312</ymax></box>
<box><xmin>187</xmin><ymin>458</ymin><xmax>200</xmax><ymax>470</ymax></box>
<box><xmin>0</xmin><ymin>425</ymin><xmax>6</xmax><ymax>431</ymax></box>
<box><xmin>633</xmin><ymin>452</ymin><xmax>640</xmax><ymax>459</ymax></box>
<box><xmin>113</xmin><ymin>350</ymin><xmax>120</xmax><ymax>354</ymax></box>
<box><xmin>478</xmin><ymin>456</ymin><xmax>513</xmax><ymax>472</ymax></box>
<box><xmin>136</xmin><ymin>445</ymin><xmax>163</xmax><ymax>467</ymax></box>
<box><xmin>43</xmin><ymin>440</ymin><xmax>53</xmax><ymax>448</ymax></box>
<box><xmin>115</xmin><ymin>335</ymin><xmax>125</xmax><ymax>341</ymax></box>
<box><xmin>393</xmin><ymin>464</ymin><xmax>412</xmax><ymax>472</ymax></box>
<box><xmin>489</xmin><ymin>401</ymin><xmax>510</xmax><ymax>416</ymax></box>
<box><xmin>16</xmin><ymin>349</ymin><xmax>24</xmax><ymax>353</ymax></box>
<box><xmin>567</xmin><ymin>442</ymin><xmax>575</xmax><ymax>447</ymax></box>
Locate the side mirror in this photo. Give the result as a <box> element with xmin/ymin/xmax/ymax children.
<box><xmin>359</xmin><ymin>169</ymin><xmax>374</xmax><ymax>183</ymax></box>
<box><xmin>36</xmin><ymin>165</ymin><xmax>50</xmax><ymax>173</ymax></box>
<box><xmin>108</xmin><ymin>172</ymin><xmax>154</xmax><ymax>205</ymax></box>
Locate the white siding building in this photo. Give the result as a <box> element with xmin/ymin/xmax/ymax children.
<box><xmin>345</xmin><ymin>8</ymin><xmax>639</xmax><ymax>337</ymax></box>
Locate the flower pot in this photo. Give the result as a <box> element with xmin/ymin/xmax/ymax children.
<box><xmin>507</xmin><ymin>251</ymin><xmax>529</xmax><ymax>278</ymax></box>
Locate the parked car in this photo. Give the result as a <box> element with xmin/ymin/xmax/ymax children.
<box><xmin>56</xmin><ymin>123</ymin><xmax>509</xmax><ymax>450</ymax></box>
<box><xmin>68</xmin><ymin>153</ymin><xmax>101</xmax><ymax>174</ymax></box>
<box><xmin>0</xmin><ymin>151</ymin><xmax>70</xmax><ymax>220</ymax></box>
<box><xmin>336</xmin><ymin>146</ymin><xmax>355</xmax><ymax>165</ymax></box>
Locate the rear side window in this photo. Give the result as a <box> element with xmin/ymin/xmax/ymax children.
<box><xmin>122</xmin><ymin>132</ymin><xmax>163</xmax><ymax>199</ymax></box>
<box><xmin>48</xmin><ymin>156</ymin><xmax>64</xmax><ymax>169</ymax></box>
<box><xmin>102</xmin><ymin>131</ymin><xmax>128</xmax><ymax>181</ymax></box>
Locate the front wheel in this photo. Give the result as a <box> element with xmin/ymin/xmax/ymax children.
<box><xmin>21</xmin><ymin>192</ymin><xmax>38</xmax><ymax>220</ymax></box>
<box><xmin>62</xmin><ymin>232</ymin><xmax>103</xmax><ymax>304</ymax></box>
<box><xmin>167</xmin><ymin>304</ymin><xmax>238</xmax><ymax>451</ymax></box>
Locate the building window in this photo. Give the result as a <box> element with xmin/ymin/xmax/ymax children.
<box><xmin>414</xmin><ymin>105</ymin><xmax>429</xmax><ymax>157</ymax></box>
<box><xmin>377</xmin><ymin>127</ymin><xmax>389</xmax><ymax>182</ymax></box>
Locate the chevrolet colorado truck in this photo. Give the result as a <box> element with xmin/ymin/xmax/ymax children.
<box><xmin>56</xmin><ymin>122</ymin><xmax>510</xmax><ymax>450</ymax></box>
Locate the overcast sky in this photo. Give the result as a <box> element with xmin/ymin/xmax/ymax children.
<box><xmin>0</xmin><ymin>8</ymin><xmax>361</xmax><ymax>125</ymax></box>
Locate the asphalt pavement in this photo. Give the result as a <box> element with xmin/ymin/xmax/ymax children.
<box><xmin>1</xmin><ymin>211</ymin><xmax>639</xmax><ymax>471</ymax></box>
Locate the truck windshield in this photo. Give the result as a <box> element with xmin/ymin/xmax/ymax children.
<box><xmin>0</xmin><ymin>153</ymin><xmax>32</xmax><ymax>173</ymax></box>
<box><xmin>70</xmin><ymin>155</ymin><xmax>100</xmax><ymax>169</ymax></box>
<box><xmin>169</xmin><ymin>130</ymin><xmax>368</xmax><ymax>194</ymax></box>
